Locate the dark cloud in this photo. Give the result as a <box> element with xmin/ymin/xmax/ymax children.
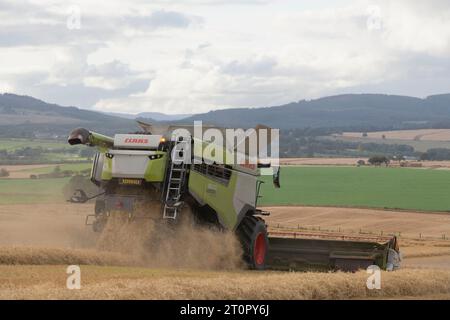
<box><xmin>0</xmin><ymin>14</ymin><xmax>119</xmax><ymax>47</ymax></box>
<box><xmin>0</xmin><ymin>4</ymin><xmax>200</xmax><ymax>47</ymax></box>
<box><xmin>125</xmin><ymin>10</ymin><xmax>202</xmax><ymax>29</ymax></box>
<box><xmin>22</xmin><ymin>77</ymin><xmax>150</xmax><ymax>108</ymax></box>
<box><xmin>335</xmin><ymin>52</ymin><xmax>450</xmax><ymax>98</ymax></box>
<box><xmin>6</xmin><ymin>57</ymin><xmax>151</xmax><ymax>108</ymax></box>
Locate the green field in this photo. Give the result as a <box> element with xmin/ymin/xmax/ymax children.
<box><xmin>324</xmin><ymin>135</ymin><xmax>450</xmax><ymax>152</ymax></box>
<box><xmin>2</xmin><ymin>166</ymin><xmax>450</xmax><ymax>211</ymax></box>
<box><xmin>21</xmin><ymin>163</ymin><xmax>91</xmax><ymax>174</ymax></box>
<box><xmin>0</xmin><ymin>138</ymin><xmax>67</xmax><ymax>151</ymax></box>
<box><xmin>0</xmin><ymin>138</ymin><xmax>90</xmax><ymax>164</ymax></box>
<box><xmin>0</xmin><ymin>178</ymin><xmax>71</xmax><ymax>204</ymax></box>
<box><xmin>260</xmin><ymin>166</ymin><xmax>450</xmax><ymax>212</ymax></box>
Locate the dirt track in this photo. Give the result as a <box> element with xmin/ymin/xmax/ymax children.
<box><xmin>0</xmin><ymin>203</ymin><xmax>449</xmax><ymax>299</ymax></box>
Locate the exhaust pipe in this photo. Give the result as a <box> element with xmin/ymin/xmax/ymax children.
<box><xmin>67</xmin><ymin>128</ymin><xmax>114</xmax><ymax>148</ymax></box>
<box><xmin>68</xmin><ymin>128</ymin><xmax>91</xmax><ymax>145</ymax></box>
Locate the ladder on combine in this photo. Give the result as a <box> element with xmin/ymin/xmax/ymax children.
<box><xmin>163</xmin><ymin>137</ymin><xmax>190</xmax><ymax>219</ymax></box>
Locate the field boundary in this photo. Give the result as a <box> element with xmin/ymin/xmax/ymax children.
<box><xmin>260</xmin><ymin>204</ymin><xmax>450</xmax><ymax>216</ymax></box>
<box><xmin>268</xmin><ymin>223</ymin><xmax>449</xmax><ymax>242</ymax></box>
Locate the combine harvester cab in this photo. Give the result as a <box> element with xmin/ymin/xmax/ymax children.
<box><xmin>67</xmin><ymin>124</ymin><xmax>401</xmax><ymax>272</ymax></box>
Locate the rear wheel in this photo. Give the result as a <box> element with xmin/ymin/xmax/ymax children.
<box><xmin>93</xmin><ymin>199</ymin><xmax>107</xmax><ymax>232</ymax></box>
<box><xmin>92</xmin><ymin>216</ymin><xmax>107</xmax><ymax>233</ymax></box>
<box><xmin>236</xmin><ymin>216</ymin><xmax>269</xmax><ymax>270</ymax></box>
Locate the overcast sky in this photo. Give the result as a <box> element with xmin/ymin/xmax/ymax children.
<box><xmin>0</xmin><ymin>0</ymin><xmax>449</xmax><ymax>114</ymax></box>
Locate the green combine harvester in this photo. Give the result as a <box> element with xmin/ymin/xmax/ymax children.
<box><xmin>67</xmin><ymin>121</ymin><xmax>401</xmax><ymax>271</ymax></box>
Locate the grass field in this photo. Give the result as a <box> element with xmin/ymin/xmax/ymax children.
<box><xmin>260</xmin><ymin>166</ymin><xmax>450</xmax><ymax>212</ymax></box>
<box><xmin>0</xmin><ymin>178</ymin><xmax>70</xmax><ymax>204</ymax></box>
<box><xmin>0</xmin><ymin>138</ymin><xmax>67</xmax><ymax>151</ymax></box>
<box><xmin>324</xmin><ymin>135</ymin><xmax>450</xmax><ymax>152</ymax></box>
<box><xmin>20</xmin><ymin>163</ymin><xmax>91</xmax><ymax>174</ymax></box>
<box><xmin>0</xmin><ymin>138</ymin><xmax>89</xmax><ymax>164</ymax></box>
<box><xmin>3</xmin><ymin>165</ymin><xmax>450</xmax><ymax>211</ymax></box>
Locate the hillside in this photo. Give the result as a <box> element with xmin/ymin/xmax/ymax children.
<box><xmin>0</xmin><ymin>93</ymin><xmax>137</xmax><ymax>138</ymax></box>
<box><xmin>184</xmin><ymin>94</ymin><xmax>450</xmax><ymax>130</ymax></box>
<box><xmin>3</xmin><ymin>93</ymin><xmax>450</xmax><ymax>139</ymax></box>
<box><xmin>105</xmin><ymin>111</ymin><xmax>191</xmax><ymax>121</ymax></box>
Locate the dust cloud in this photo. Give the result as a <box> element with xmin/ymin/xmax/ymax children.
<box><xmin>0</xmin><ymin>203</ymin><xmax>97</xmax><ymax>248</ymax></box>
<box><xmin>0</xmin><ymin>201</ymin><xmax>244</xmax><ymax>270</ymax></box>
<box><xmin>96</xmin><ymin>202</ymin><xmax>244</xmax><ymax>270</ymax></box>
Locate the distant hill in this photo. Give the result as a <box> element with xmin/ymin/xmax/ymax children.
<box><xmin>0</xmin><ymin>93</ymin><xmax>138</xmax><ymax>138</ymax></box>
<box><xmin>184</xmin><ymin>94</ymin><xmax>450</xmax><ymax>130</ymax></box>
<box><xmin>137</xmin><ymin>112</ymin><xmax>191</xmax><ymax>121</ymax></box>
<box><xmin>105</xmin><ymin>111</ymin><xmax>191</xmax><ymax>121</ymax></box>
<box><xmin>2</xmin><ymin>92</ymin><xmax>450</xmax><ymax>138</ymax></box>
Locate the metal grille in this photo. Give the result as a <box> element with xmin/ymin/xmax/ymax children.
<box><xmin>193</xmin><ymin>163</ymin><xmax>232</xmax><ymax>182</ymax></box>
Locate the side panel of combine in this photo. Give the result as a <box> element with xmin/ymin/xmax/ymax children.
<box><xmin>232</xmin><ymin>171</ymin><xmax>257</xmax><ymax>218</ymax></box>
<box><xmin>188</xmin><ymin>163</ymin><xmax>258</xmax><ymax>230</ymax></box>
<box><xmin>188</xmin><ymin>168</ymin><xmax>238</xmax><ymax>229</ymax></box>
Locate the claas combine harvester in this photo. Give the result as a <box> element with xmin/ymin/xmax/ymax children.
<box><xmin>68</xmin><ymin>121</ymin><xmax>401</xmax><ymax>271</ymax></box>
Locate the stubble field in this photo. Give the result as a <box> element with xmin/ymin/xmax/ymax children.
<box><xmin>0</xmin><ymin>202</ymin><xmax>449</xmax><ymax>299</ymax></box>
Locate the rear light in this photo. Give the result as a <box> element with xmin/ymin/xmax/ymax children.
<box><xmin>115</xmin><ymin>200</ymin><xmax>124</xmax><ymax>209</ymax></box>
<box><xmin>148</xmin><ymin>154</ymin><xmax>164</xmax><ymax>160</ymax></box>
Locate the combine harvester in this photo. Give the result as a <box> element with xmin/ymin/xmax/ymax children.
<box><xmin>67</xmin><ymin>121</ymin><xmax>401</xmax><ymax>271</ymax></box>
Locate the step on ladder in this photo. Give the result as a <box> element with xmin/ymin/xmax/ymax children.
<box><xmin>163</xmin><ymin>137</ymin><xmax>190</xmax><ymax>219</ymax></box>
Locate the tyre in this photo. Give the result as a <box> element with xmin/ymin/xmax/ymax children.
<box><xmin>92</xmin><ymin>199</ymin><xmax>107</xmax><ymax>232</ymax></box>
<box><xmin>92</xmin><ymin>217</ymin><xmax>106</xmax><ymax>233</ymax></box>
<box><xmin>94</xmin><ymin>199</ymin><xmax>105</xmax><ymax>215</ymax></box>
<box><xmin>236</xmin><ymin>215</ymin><xmax>269</xmax><ymax>270</ymax></box>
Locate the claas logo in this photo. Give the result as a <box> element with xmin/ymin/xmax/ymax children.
<box><xmin>124</xmin><ymin>138</ymin><xmax>149</xmax><ymax>144</ymax></box>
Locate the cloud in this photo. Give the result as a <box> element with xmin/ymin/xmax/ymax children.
<box><xmin>9</xmin><ymin>71</ymin><xmax>150</xmax><ymax>108</ymax></box>
<box><xmin>1</xmin><ymin>45</ymin><xmax>150</xmax><ymax>107</ymax></box>
<box><xmin>221</xmin><ymin>56</ymin><xmax>277</xmax><ymax>76</ymax></box>
<box><xmin>125</xmin><ymin>10</ymin><xmax>203</xmax><ymax>29</ymax></box>
<box><xmin>0</xmin><ymin>0</ymin><xmax>450</xmax><ymax>114</ymax></box>
<box><xmin>377</xmin><ymin>0</ymin><xmax>450</xmax><ymax>56</ymax></box>
<box><xmin>83</xmin><ymin>60</ymin><xmax>149</xmax><ymax>90</ymax></box>
<box><xmin>0</xmin><ymin>3</ymin><xmax>199</xmax><ymax>47</ymax></box>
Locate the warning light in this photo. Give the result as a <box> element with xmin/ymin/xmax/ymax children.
<box><xmin>116</xmin><ymin>201</ymin><xmax>124</xmax><ymax>209</ymax></box>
